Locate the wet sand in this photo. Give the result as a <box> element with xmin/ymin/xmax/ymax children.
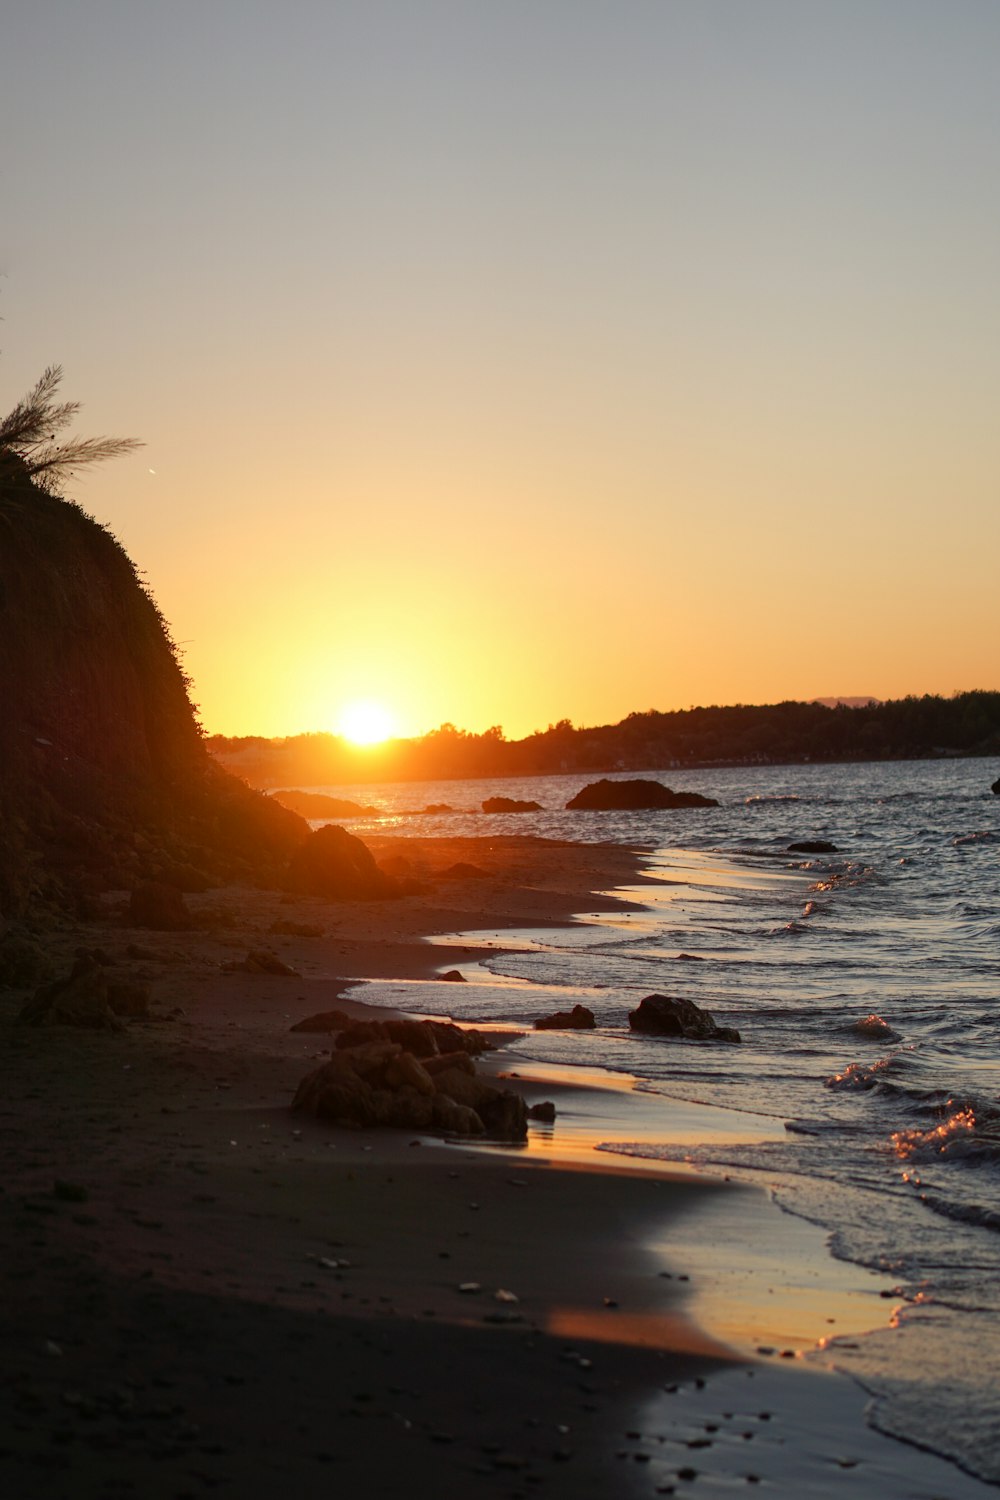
<box><xmin>1</xmin><ymin>835</ymin><xmax>991</xmax><ymax>1498</ymax></box>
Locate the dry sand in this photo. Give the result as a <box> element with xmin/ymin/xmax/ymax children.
<box><xmin>1</xmin><ymin>836</ymin><xmax>991</xmax><ymax>1498</ymax></box>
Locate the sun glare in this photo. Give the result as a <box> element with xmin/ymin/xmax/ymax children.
<box><xmin>338</xmin><ymin>699</ymin><xmax>396</xmax><ymax>746</ymax></box>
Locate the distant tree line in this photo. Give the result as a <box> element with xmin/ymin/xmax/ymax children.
<box><xmin>206</xmin><ymin>691</ymin><xmax>1000</xmax><ymax>788</ymax></box>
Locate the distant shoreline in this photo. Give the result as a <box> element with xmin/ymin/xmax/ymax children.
<box><xmin>209</xmin><ymin>696</ymin><xmax>1000</xmax><ymax>791</ymax></box>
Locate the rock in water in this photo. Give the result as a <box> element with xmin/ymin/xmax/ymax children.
<box><xmin>534</xmin><ymin>1004</ymin><xmax>596</xmax><ymax>1031</ymax></box>
<box><xmin>269</xmin><ymin>789</ymin><xmax>379</xmax><ymax>818</ymax></box>
<box><xmin>285</xmin><ymin>824</ymin><xmax>400</xmax><ymax>900</ymax></box>
<box><xmin>481</xmin><ymin>797</ymin><xmax>543</xmax><ymax>813</ymax></box>
<box><xmin>628</xmin><ymin>994</ymin><xmax>741</xmax><ymax>1043</ymax></box>
<box><xmin>787</xmin><ymin>840</ymin><xmax>838</xmax><ymax>854</ymax></box>
<box><xmin>566</xmin><ymin>779</ymin><xmax>718</xmax><ymax>811</ymax></box>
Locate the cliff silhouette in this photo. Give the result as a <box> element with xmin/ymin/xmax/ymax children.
<box><xmin>0</xmin><ymin>466</ymin><xmax>306</xmax><ymax>915</ymax></box>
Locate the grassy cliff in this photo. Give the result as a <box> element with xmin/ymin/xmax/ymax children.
<box><xmin>0</xmin><ymin>468</ymin><xmax>306</xmax><ymax>915</ymax></box>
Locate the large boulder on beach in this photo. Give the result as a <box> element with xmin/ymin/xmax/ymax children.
<box><xmin>534</xmin><ymin>1004</ymin><xmax>596</xmax><ymax>1031</ymax></box>
<box><xmin>628</xmin><ymin>993</ymin><xmax>741</xmax><ymax>1043</ymax></box>
<box><xmin>566</xmin><ymin>779</ymin><xmax>718</xmax><ymax>811</ymax></box>
<box><xmin>292</xmin><ymin>1043</ymin><xmax>524</xmax><ymax>1139</ymax></box>
<box><xmin>481</xmin><ymin>797</ymin><xmax>543</xmax><ymax>814</ymax></box>
<box><xmin>285</xmin><ymin>824</ymin><xmax>400</xmax><ymax>900</ymax></box>
<box><xmin>429</xmin><ymin>1066</ymin><xmax>528</xmax><ymax>1139</ymax></box>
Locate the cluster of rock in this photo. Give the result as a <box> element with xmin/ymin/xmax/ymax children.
<box><xmin>565</xmin><ymin>779</ymin><xmax>718</xmax><ymax>811</ymax></box>
<box><xmin>533</xmin><ymin>994</ymin><xmax>740</xmax><ymax>1043</ymax></box>
<box><xmin>292</xmin><ymin>1016</ymin><xmax>527</xmax><ymax>1140</ymax></box>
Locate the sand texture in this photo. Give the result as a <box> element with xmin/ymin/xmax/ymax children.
<box><xmin>1</xmin><ymin>836</ymin><xmax>993</xmax><ymax>1498</ymax></box>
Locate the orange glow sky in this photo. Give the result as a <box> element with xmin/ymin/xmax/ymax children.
<box><xmin>3</xmin><ymin>2</ymin><xmax>999</xmax><ymax>740</ymax></box>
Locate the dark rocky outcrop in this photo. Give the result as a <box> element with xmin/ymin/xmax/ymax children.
<box><xmin>628</xmin><ymin>993</ymin><xmax>741</xmax><ymax>1043</ymax></box>
<box><xmin>0</xmin><ymin>471</ymin><xmax>309</xmax><ymax>916</ymax></box>
<box><xmin>992</xmin><ymin>777</ymin><xmax>1000</xmax><ymax>795</ymax></box>
<box><xmin>534</xmin><ymin>1003</ymin><xmax>596</xmax><ymax>1031</ymax></box>
<box><xmin>566</xmin><ymin>779</ymin><xmax>719</xmax><ymax>811</ymax></box>
<box><xmin>292</xmin><ymin>1040</ymin><xmax>527</xmax><ymax>1140</ymax></box>
<box><xmin>481</xmin><ymin>797</ymin><xmax>543</xmax><ymax>814</ymax></box>
<box><xmin>285</xmin><ymin>824</ymin><xmax>400</xmax><ymax>900</ymax></box>
<box><xmin>270</xmin><ymin>789</ymin><xmax>379</xmax><ymax>819</ymax></box>
<box><xmin>787</xmin><ymin>840</ymin><xmax>838</xmax><ymax>854</ymax></box>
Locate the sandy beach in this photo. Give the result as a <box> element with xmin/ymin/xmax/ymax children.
<box><xmin>1</xmin><ymin>835</ymin><xmax>992</xmax><ymax>1499</ymax></box>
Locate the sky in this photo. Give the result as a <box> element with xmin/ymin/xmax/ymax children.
<box><xmin>2</xmin><ymin>1</ymin><xmax>999</xmax><ymax>741</ymax></box>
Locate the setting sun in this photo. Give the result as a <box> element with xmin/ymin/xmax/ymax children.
<box><xmin>337</xmin><ymin>699</ymin><xmax>396</xmax><ymax>746</ymax></box>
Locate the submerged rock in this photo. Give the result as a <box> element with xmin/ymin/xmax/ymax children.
<box><xmin>787</xmin><ymin>840</ymin><xmax>838</xmax><ymax>854</ymax></box>
<box><xmin>534</xmin><ymin>1004</ymin><xmax>596</xmax><ymax>1031</ymax></box>
<box><xmin>566</xmin><ymin>779</ymin><xmax>718</xmax><ymax>811</ymax></box>
<box><xmin>628</xmin><ymin>993</ymin><xmax>741</xmax><ymax>1043</ymax></box>
<box><xmin>481</xmin><ymin>797</ymin><xmax>543</xmax><ymax>814</ymax></box>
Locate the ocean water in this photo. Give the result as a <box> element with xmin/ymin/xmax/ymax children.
<box><xmin>301</xmin><ymin>759</ymin><xmax>1000</xmax><ymax>1485</ymax></box>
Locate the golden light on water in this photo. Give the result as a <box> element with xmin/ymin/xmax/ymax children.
<box><xmin>337</xmin><ymin>699</ymin><xmax>396</xmax><ymax>746</ymax></box>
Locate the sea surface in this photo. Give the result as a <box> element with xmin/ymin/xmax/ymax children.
<box><xmin>294</xmin><ymin>759</ymin><xmax>1000</xmax><ymax>1485</ymax></box>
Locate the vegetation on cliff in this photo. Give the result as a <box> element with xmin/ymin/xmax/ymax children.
<box><xmin>0</xmin><ymin>375</ymin><xmax>305</xmax><ymax>916</ymax></box>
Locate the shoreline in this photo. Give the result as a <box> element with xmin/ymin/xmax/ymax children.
<box><xmin>1</xmin><ymin>834</ymin><xmax>994</xmax><ymax>1497</ymax></box>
